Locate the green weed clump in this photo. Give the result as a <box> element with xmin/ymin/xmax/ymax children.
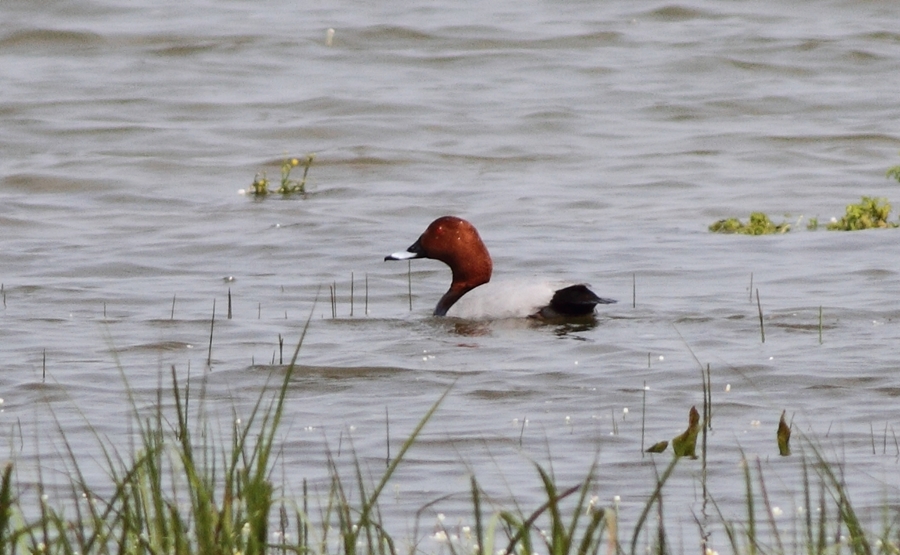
<box><xmin>826</xmin><ymin>196</ymin><xmax>897</xmax><ymax>231</ymax></box>
<box><xmin>887</xmin><ymin>160</ymin><xmax>900</xmax><ymax>183</ymax></box>
<box><xmin>709</xmin><ymin>212</ymin><xmax>790</xmax><ymax>235</ymax></box>
<box><xmin>250</xmin><ymin>154</ymin><xmax>315</xmax><ymax>196</ymax></box>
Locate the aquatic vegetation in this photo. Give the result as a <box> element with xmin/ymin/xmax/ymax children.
<box><xmin>826</xmin><ymin>196</ymin><xmax>897</xmax><ymax>230</ymax></box>
<box><xmin>0</xmin><ymin>319</ymin><xmax>446</xmax><ymax>555</ymax></box>
<box><xmin>709</xmin><ymin>212</ymin><xmax>790</xmax><ymax>235</ymax></box>
<box><xmin>712</xmin><ymin>199</ymin><xmax>900</xmax><ymax>233</ymax></box>
<box><xmin>645</xmin><ymin>440</ymin><xmax>668</xmax><ymax>453</ymax></box>
<box><xmin>2</xmin><ymin>375</ymin><xmax>898</xmax><ymax>555</ymax></box>
<box><xmin>671</xmin><ymin>406</ymin><xmax>701</xmax><ymax>457</ymax></box>
<box><xmin>777</xmin><ymin>410</ymin><xmax>791</xmax><ymax>456</ymax></box>
<box><xmin>249</xmin><ymin>154</ymin><xmax>315</xmax><ymax>196</ymax></box>
<box><xmin>887</xmin><ymin>161</ymin><xmax>900</xmax><ymax>183</ymax></box>
<box><xmin>1</xmin><ymin>313</ymin><xmax>897</xmax><ymax>555</ymax></box>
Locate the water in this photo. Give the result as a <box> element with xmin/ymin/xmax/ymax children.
<box><xmin>2</xmin><ymin>0</ymin><xmax>900</xmax><ymax>548</ymax></box>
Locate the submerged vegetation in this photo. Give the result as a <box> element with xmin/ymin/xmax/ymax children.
<box><xmin>887</xmin><ymin>159</ymin><xmax>900</xmax><ymax>184</ymax></box>
<box><xmin>826</xmin><ymin>196</ymin><xmax>896</xmax><ymax>231</ymax></box>
<box><xmin>777</xmin><ymin>410</ymin><xmax>792</xmax><ymax>456</ymax></box>
<box><xmin>249</xmin><ymin>154</ymin><xmax>315</xmax><ymax>196</ymax></box>
<box><xmin>709</xmin><ymin>212</ymin><xmax>790</xmax><ymax>235</ymax></box>
<box><xmin>712</xmin><ymin>160</ymin><xmax>900</xmax><ymax>234</ymax></box>
<box><xmin>669</xmin><ymin>406</ymin><xmax>701</xmax><ymax>457</ymax></box>
<box><xmin>712</xmin><ymin>197</ymin><xmax>900</xmax><ymax>233</ymax></box>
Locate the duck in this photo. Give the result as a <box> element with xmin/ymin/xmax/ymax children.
<box><xmin>384</xmin><ymin>216</ymin><xmax>616</xmax><ymax>319</ymax></box>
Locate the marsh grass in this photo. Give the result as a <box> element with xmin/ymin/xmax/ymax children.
<box><xmin>710</xmin><ymin>439</ymin><xmax>895</xmax><ymax>555</ymax></box>
<box><xmin>0</xmin><ymin>307</ymin><xmax>453</xmax><ymax>555</ymax></box>
<box><xmin>19</xmin><ymin>312</ymin><xmax>316</xmax><ymax>555</ymax></box>
<box><xmin>3</xmin><ymin>403</ymin><xmax>899</xmax><ymax>555</ymax></box>
<box><xmin>2</xmin><ymin>348</ymin><xmax>899</xmax><ymax>554</ymax></box>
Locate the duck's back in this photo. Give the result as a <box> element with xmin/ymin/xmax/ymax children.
<box><xmin>445</xmin><ymin>280</ymin><xmax>564</xmax><ymax>320</ymax></box>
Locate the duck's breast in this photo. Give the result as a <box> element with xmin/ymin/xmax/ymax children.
<box><xmin>445</xmin><ymin>280</ymin><xmax>561</xmax><ymax>320</ymax></box>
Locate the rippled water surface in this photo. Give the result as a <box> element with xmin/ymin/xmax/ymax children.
<box><xmin>3</xmin><ymin>0</ymin><xmax>900</xmax><ymax>548</ymax></box>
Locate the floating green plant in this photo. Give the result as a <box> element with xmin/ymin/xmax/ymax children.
<box><xmin>709</xmin><ymin>212</ymin><xmax>790</xmax><ymax>235</ymax></box>
<box><xmin>671</xmin><ymin>406</ymin><xmax>701</xmax><ymax>458</ymax></box>
<box><xmin>645</xmin><ymin>440</ymin><xmax>668</xmax><ymax>453</ymax></box>
<box><xmin>249</xmin><ymin>154</ymin><xmax>315</xmax><ymax>196</ymax></box>
<box><xmin>777</xmin><ymin>410</ymin><xmax>791</xmax><ymax>456</ymax></box>
<box><xmin>806</xmin><ymin>217</ymin><xmax>819</xmax><ymax>230</ymax></box>
<box><xmin>887</xmin><ymin>160</ymin><xmax>900</xmax><ymax>183</ymax></box>
<box><xmin>826</xmin><ymin>196</ymin><xmax>896</xmax><ymax>231</ymax></box>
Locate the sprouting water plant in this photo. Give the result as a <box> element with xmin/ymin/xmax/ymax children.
<box><xmin>248</xmin><ymin>154</ymin><xmax>315</xmax><ymax>196</ymax></box>
<box><xmin>826</xmin><ymin>196</ymin><xmax>896</xmax><ymax>231</ymax></box>
<box><xmin>276</xmin><ymin>154</ymin><xmax>315</xmax><ymax>194</ymax></box>
<box><xmin>250</xmin><ymin>173</ymin><xmax>270</xmax><ymax>195</ymax></box>
<box><xmin>671</xmin><ymin>406</ymin><xmax>701</xmax><ymax>457</ymax></box>
<box><xmin>887</xmin><ymin>155</ymin><xmax>900</xmax><ymax>183</ymax></box>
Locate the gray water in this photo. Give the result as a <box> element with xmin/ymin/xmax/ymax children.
<box><xmin>3</xmin><ymin>0</ymin><xmax>900</xmax><ymax>550</ymax></box>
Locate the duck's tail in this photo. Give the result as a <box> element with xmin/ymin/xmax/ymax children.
<box><xmin>540</xmin><ymin>284</ymin><xmax>616</xmax><ymax>318</ymax></box>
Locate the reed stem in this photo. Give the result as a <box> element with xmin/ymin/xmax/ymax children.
<box><xmin>408</xmin><ymin>261</ymin><xmax>413</xmax><ymax>311</ymax></box>
<box><xmin>385</xmin><ymin>406</ymin><xmax>391</xmax><ymax>468</ymax></box>
<box><xmin>756</xmin><ymin>289</ymin><xmax>765</xmax><ymax>343</ymax></box>
<box><xmin>207</xmin><ymin>299</ymin><xmax>216</xmax><ymax>367</ymax></box>
<box><xmin>329</xmin><ymin>283</ymin><xmax>336</xmax><ymax>318</ymax></box>
<box><xmin>641</xmin><ymin>381</ymin><xmax>647</xmax><ymax>454</ymax></box>
<box><xmin>818</xmin><ymin>306</ymin><xmax>823</xmax><ymax>344</ymax></box>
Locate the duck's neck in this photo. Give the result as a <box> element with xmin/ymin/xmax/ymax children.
<box><xmin>433</xmin><ymin>240</ymin><xmax>492</xmax><ymax>316</ymax></box>
<box><xmin>434</xmin><ymin>268</ymin><xmax>491</xmax><ymax>316</ymax></box>
<box><xmin>433</xmin><ymin>284</ymin><xmax>472</xmax><ymax>316</ymax></box>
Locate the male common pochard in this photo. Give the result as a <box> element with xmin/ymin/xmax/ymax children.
<box><xmin>384</xmin><ymin>216</ymin><xmax>616</xmax><ymax>319</ymax></box>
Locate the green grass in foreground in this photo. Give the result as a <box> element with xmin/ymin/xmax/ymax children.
<box><xmin>1</xmin><ymin>330</ymin><xmax>898</xmax><ymax>554</ymax></box>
